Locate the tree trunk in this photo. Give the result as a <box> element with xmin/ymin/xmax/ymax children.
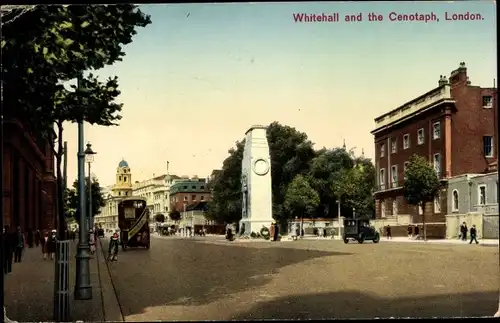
<box><xmin>55</xmin><ymin>120</ymin><xmax>66</xmax><ymax>239</ymax></box>
<box><xmin>422</xmin><ymin>201</ymin><xmax>428</xmax><ymax>241</ymax></box>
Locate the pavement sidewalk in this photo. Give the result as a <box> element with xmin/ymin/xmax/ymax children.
<box><xmin>4</xmin><ymin>241</ymin><xmax>104</xmax><ymax>322</ymax></box>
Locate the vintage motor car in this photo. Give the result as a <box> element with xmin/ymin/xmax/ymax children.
<box><xmin>343</xmin><ymin>218</ymin><xmax>380</xmax><ymax>244</ymax></box>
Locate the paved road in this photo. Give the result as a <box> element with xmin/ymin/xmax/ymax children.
<box><xmin>107</xmin><ymin>236</ymin><xmax>498</xmax><ymax>320</ymax></box>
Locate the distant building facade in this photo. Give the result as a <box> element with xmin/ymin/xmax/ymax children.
<box><xmin>371</xmin><ymin>62</ymin><xmax>497</xmax><ymax>226</ymax></box>
<box><xmin>169</xmin><ymin>176</ymin><xmax>211</xmax><ymax>213</ymax></box>
<box><xmin>95</xmin><ymin>160</ymin><xmax>133</xmax><ymax>231</ymax></box>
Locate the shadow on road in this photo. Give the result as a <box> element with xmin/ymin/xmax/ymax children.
<box><xmin>108</xmin><ymin>239</ymin><xmax>350</xmax><ymax>316</ymax></box>
<box><xmin>232</xmin><ymin>290</ymin><xmax>498</xmax><ymax>319</ymax></box>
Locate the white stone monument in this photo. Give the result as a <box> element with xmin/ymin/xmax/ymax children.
<box><xmin>239</xmin><ymin>125</ymin><xmax>274</xmax><ymax>235</ymax></box>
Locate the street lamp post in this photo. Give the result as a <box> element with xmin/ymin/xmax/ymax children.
<box><xmin>84</xmin><ymin>143</ymin><xmax>96</xmax><ymax>233</ymax></box>
<box><xmin>74</xmin><ymin>75</ymin><xmax>92</xmax><ymax>301</ymax></box>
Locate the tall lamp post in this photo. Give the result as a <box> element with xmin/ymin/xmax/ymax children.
<box><xmin>84</xmin><ymin>143</ymin><xmax>96</xmax><ymax>233</ymax></box>
<box><xmin>336</xmin><ymin>199</ymin><xmax>341</xmax><ymax>240</ymax></box>
<box><xmin>74</xmin><ymin>75</ymin><xmax>92</xmax><ymax>301</ymax></box>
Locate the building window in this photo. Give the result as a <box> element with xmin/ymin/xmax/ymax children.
<box><xmin>433</xmin><ymin>153</ymin><xmax>441</xmax><ymax>175</ymax></box>
<box><xmin>478</xmin><ymin>185</ymin><xmax>487</xmax><ymax>205</ymax></box>
<box><xmin>483</xmin><ymin>96</ymin><xmax>493</xmax><ymax>108</ymax></box>
<box><xmin>184</xmin><ymin>196</ymin><xmax>188</xmax><ymax>201</ymax></box>
<box><xmin>200</xmin><ymin>196</ymin><xmax>205</xmax><ymax>201</ymax></box>
<box><xmin>380</xmin><ymin>144</ymin><xmax>385</xmax><ymax>158</ymax></box>
<box><xmin>124</xmin><ymin>176</ymin><xmax>127</xmax><ymax>182</ymax></box>
<box><xmin>191</xmin><ymin>195</ymin><xmax>196</xmax><ymax>201</ymax></box>
<box><xmin>432</xmin><ymin>122</ymin><xmax>441</xmax><ymax>139</ymax></box>
<box><xmin>183</xmin><ymin>186</ymin><xmax>187</xmax><ymax>189</ymax></box>
<box><xmin>381</xmin><ymin>200</ymin><xmax>386</xmax><ymax>217</ymax></box>
<box><xmin>403</xmin><ymin>161</ymin><xmax>410</xmax><ymax>179</ymax></box>
<box><xmin>434</xmin><ymin>195</ymin><xmax>441</xmax><ymax>214</ymax></box>
<box><xmin>417</xmin><ymin>128</ymin><xmax>425</xmax><ymax>145</ymax></box>
<box><xmin>403</xmin><ymin>134</ymin><xmax>410</xmax><ymax>149</ymax></box>
<box><xmin>200</xmin><ymin>186</ymin><xmax>205</xmax><ymax>190</ymax></box>
<box><xmin>390</xmin><ymin>165</ymin><xmax>398</xmax><ymax>188</ymax></box>
<box><xmin>379</xmin><ymin>169</ymin><xmax>385</xmax><ymax>189</ymax></box>
<box><xmin>483</xmin><ymin>136</ymin><xmax>494</xmax><ymax>157</ymax></box>
<box><xmin>392</xmin><ymin>200</ymin><xmax>398</xmax><ymax>216</ymax></box>
<box><xmin>391</xmin><ymin>138</ymin><xmax>397</xmax><ymax>154</ymax></box>
<box><xmin>119</xmin><ymin>176</ymin><xmax>122</xmax><ymax>181</ymax></box>
<box><xmin>192</xmin><ymin>186</ymin><xmax>196</xmax><ymax>190</ymax></box>
<box><xmin>452</xmin><ymin>190</ymin><xmax>459</xmax><ymax>212</ymax></box>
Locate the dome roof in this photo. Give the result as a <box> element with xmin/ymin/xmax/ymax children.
<box><xmin>118</xmin><ymin>159</ymin><xmax>129</xmax><ymax>168</ymax></box>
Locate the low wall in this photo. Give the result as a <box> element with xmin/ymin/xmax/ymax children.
<box><xmin>445</xmin><ymin>212</ymin><xmax>493</xmax><ymax>239</ymax></box>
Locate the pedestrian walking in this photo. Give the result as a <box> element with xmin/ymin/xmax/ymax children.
<box><xmin>47</xmin><ymin>230</ymin><xmax>57</xmax><ymax>260</ymax></box>
<box><xmin>386</xmin><ymin>225</ymin><xmax>392</xmax><ymax>240</ymax></box>
<box><xmin>469</xmin><ymin>225</ymin><xmax>479</xmax><ymax>244</ymax></box>
<box><xmin>35</xmin><ymin>230</ymin><xmax>41</xmax><ymax>247</ymax></box>
<box><xmin>460</xmin><ymin>222</ymin><xmax>468</xmax><ymax>241</ymax></box>
<box><xmin>291</xmin><ymin>223</ymin><xmax>298</xmax><ymax>241</ymax></box>
<box><xmin>27</xmin><ymin>229</ymin><xmax>34</xmax><ymax>248</ymax></box>
<box><xmin>407</xmin><ymin>225</ymin><xmax>413</xmax><ymax>238</ymax></box>
<box><xmin>3</xmin><ymin>225</ymin><xmax>14</xmax><ymax>274</ymax></box>
<box><xmin>41</xmin><ymin>231</ymin><xmax>48</xmax><ymax>259</ymax></box>
<box><xmin>414</xmin><ymin>226</ymin><xmax>420</xmax><ymax>240</ymax></box>
<box><xmin>89</xmin><ymin>229</ymin><xmax>96</xmax><ymax>255</ymax></box>
<box><xmin>14</xmin><ymin>226</ymin><xmax>25</xmax><ymax>263</ymax></box>
<box><xmin>108</xmin><ymin>231</ymin><xmax>120</xmax><ymax>261</ymax></box>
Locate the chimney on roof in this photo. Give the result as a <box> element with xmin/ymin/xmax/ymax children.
<box><xmin>449</xmin><ymin>62</ymin><xmax>468</xmax><ymax>85</ymax></box>
<box><xmin>438</xmin><ymin>75</ymin><xmax>448</xmax><ymax>87</ymax></box>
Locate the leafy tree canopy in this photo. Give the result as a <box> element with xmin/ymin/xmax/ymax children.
<box><xmin>65</xmin><ymin>176</ymin><xmax>105</xmax><ymax>223</ymax></box>
<box><xmin>154</xmin><ymin>213</ymin><xmax>165</xmax><ymax>223</ymax></box>
<box><xmin>403</xmin><ymin>154</ymin><xmax>441</xmax><ymax>206</ymax></box>
<box><xmin>169</xmin><ymin>209</ymin><xmax>182</xmax><ymax>222</ymax></box>
<box><xmin>2</xmin><ymin>4</ymin><xmax>151</xmax><ymax>134</ymax></box>
<box><xmin>284</xmin><ymin>174</ymin><xmax>320</xmax><ymax>219</ymax></box>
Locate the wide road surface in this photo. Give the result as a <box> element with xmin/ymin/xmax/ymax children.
<box><xmin>107</xmin><ymin>235</ymin><xmax>498</xmax><ymax>320</ymax></box>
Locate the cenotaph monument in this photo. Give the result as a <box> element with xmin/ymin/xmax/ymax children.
<box><xmin>239</xmin><ymin>125</ymin><xmax>274</xmax><ymax>235</ymax></box>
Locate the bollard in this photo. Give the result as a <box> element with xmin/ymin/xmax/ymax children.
<box><xmin>53</xmin><ymin>240</ymin><xmax>70</xmax><ymax>322</ymax></box>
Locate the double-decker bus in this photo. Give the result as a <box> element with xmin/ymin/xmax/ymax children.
<box><xmin>118</xmin><ymin>197</ymin><xmax>150</xmax><ymax>250</ymax></box>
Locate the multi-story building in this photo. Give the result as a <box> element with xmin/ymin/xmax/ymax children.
<box><xmin>2</xmin><ymin>115</ymin><xmax>57</xmax><ymax>232</ymax></box>
<box><xmin>371</xmin><ymin>62</ymin><xmax>497</xmax><ymax>225</ymax></box>
<box><xmin>95</xmin><ymin>160</ymin><xmax>133</xmax><ymax>231</ymax></box>
<box><xmin>132</xmin><ymin>173</ymin><xmax>181</xmax><ymax>216</ymax></box>
<box><xmin>169</xmin><ymin>176</ymin><xmax>211</xmax><ymax>213</ymax></box>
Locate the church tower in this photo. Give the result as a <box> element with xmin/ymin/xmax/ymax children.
<box><xmin>112</xmin><ymin>159</ymin><xmax>133</xmax><ymax>197</ymax></box>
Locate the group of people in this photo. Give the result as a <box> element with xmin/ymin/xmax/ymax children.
<box><xmin>459</xmin><ymin>222</ymin><xmax>479</xmax><ymax>244</ymax></box>
<box><xmin>2</xmin><ymin>225</ymin><xmax>27</xmax><ymax>274</ymax></box>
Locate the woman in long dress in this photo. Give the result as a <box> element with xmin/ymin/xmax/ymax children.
<box><xmin>47</xmin><ymin>230</ymin><xmax>57</xmax><ymax>260</ymax></box>
<box><xmin>89</xmin><ymin>230</ymin><xmax>96</xmax><ymax>255</ymax></box>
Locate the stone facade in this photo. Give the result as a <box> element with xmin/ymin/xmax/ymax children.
<box><xmin>446</xmin><ymin>172</ymin><xmax>498</xmax><ymax>239</ymax></box>
<box><xmin>372</xmin><ymin>63</ymin><xmax>497</xmax><ymax>225</ymax></box>
<box><xmin>169</xmin><ymin>178</ymin><xmax>211</xmax><ymax>213</ymax></box>
<box><xmin>2</xmin><ymin>118</ymin><xmax>56</xmax><ymax>232</ymax></box>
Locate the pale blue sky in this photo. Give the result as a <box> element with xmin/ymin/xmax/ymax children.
<box><xmin>63</xmin><ymin>1</ymin><xmax>497</xmax><ymax>186</ymax></box>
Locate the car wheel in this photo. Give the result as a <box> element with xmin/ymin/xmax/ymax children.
<box><xmin>357</xmin><ymin>234</ymin><xmax>365</xmax><ymax>244</ymax></box>
<box><xmin>373</xmin><ymin>233</ymin><xmax>380</xmax><ymax>243</ymax></box>
<box><xmin>343</xmin><ymin>238</ymin><xmax>349</xmax><ymax>244</ymax></box>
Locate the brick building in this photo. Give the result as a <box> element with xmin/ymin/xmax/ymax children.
<box><xmin>2</xmin><ymin>117</ymin><xmax>57</xmax><ymax>232</ymax></box>
<box><xmin>169</xmin><ymin>177</ymin><xmax>211</xmax><ymax>212</ymax></box>
<box><xmin>371</xmin><ymin>62</ymin><xmax>497</xmax><ymax>224</ymax></box>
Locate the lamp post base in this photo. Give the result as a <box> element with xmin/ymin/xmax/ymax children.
<box><xmin>74</xmin><ymin>243</ymin><xmax>92</xmax><ymax>300</ymax></box>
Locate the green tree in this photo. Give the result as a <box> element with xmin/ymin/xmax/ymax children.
<box><xmin>169</xmin><ymin>208</ymin><xmax>182</xmax><ymax>222</ymax></box>
<box><xmin>2</xmin><ymin>4</ymin><xmax>151</xmax><ymax>236</ymax></box>
<box><xmin>284</xmin><ymin>175</ymin><xmax>320</xmax><ymax>223</ymax></box>
<box><xmin>403</xmin><ymin>154</ymin><xmax>441</xmax><ymax>240</ymax></box>
<box><xmin>308</xmin><ymin>148</ymin><xmax>354</xmax><ymax>217</ymax></box>
<box><xmin>206</xmin><ymin>141</ymin><xmax>245</xmax><ymax>224</ymax></box>
<box><xmin>154</xmin><ymin>213</ymin><xmax>165</xmax><ymax>223</ymax></box>
<box><xmin>66</xmin><ymin>176</ymin><xmax>105</xmax><ymax>224</ymax></box>
<box><xmin>267</xmin><ymin>122</ymin><xmax>316</xmax><ymax>226</ymax></box>
<box><xmin>333</xmin><ymin>154</ymin><xmax>376</xmax><ymax>218</ymax></box>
